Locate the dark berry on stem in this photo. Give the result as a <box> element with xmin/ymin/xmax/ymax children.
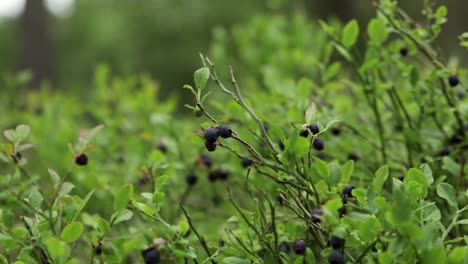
<box><xmin>458</xmin><ymin>90</ymin><xmax>465</xmax><ymax>99</ymax></box>
<box><xmin>293</xmin><ymin>239</ymin><xmax>306</xmax><ymax>255</ymax></box>
<box><xmin>279</xmin><ymin>242</ymin><xmax>290</xmax><ymax>254</ymax></box>
<box><xmin>329</xmin><ymin>251</ymin><xmax>344</xmax><ymax>264</ymax></box>
<box><xmin>199</xmin><ymin>154</ymin><xmax>213</xmax><ymax>168</ymax></box>
<box><xmin>75</xmin><ymin>153</ymin><xmax>88</xmax><ymax>166</ymax></box>
<box><xmin>330</xmin><ymin>236</ymin><xmax>345</xmax><ymax>249</ymax></box>
<box><xmin>217</xmin><ymin>169</ymin><xmax>229</xmax><ymax>180</ymax></box>
<box><xmin>331</xmin><ymin>127</ymin><xmax>341</xmax><ymax>136</ymax></box>
<box><xmin>156</xmin><ymin>143</ymin><xmax>167</xmax><ymax>153</ymax></box>
<box><xmin>309</xmin><ymin>123</ymin><xmax>320</xmax><ymax>135</ymax></box>
<box><xmin>313</xmin><ymin>139</ymin><xmax>324</xmax><ymax>151</ymax></box>
<box><xmin>204</xmin><ymin>127</ymin><xmax>219</xmax><ymax>143</ymax></box>
<box><xmin>438</xmin><ymin>148</ymin><xmax>451</xmax><ymax>157</ymax></box>
<box><xmin>186</xmin><ymin>173</ymin><xmax>198</xmax><ymax>186</ymax></box>
<box><xmin>208</xmin><ymin>171</ymin><xmax>218</xmax><ymax>182</ymax></box>
<box><xmin>278</xmin><ymin>140</ymin><xmax>285</xmax><ymax>151</ymax></box>
<box><xmin>347</xmin><ymin>153</ymin><xmax>359</xmax><ymax>161</ymax></box>
<box><xmin>205</xmin><ymin>140</ymin><xmax>216</xmax><ymax>152</ymax></box>
<box><xmin>218</xmin><ymin>125</ymin><xmax>233</xmax><ymax>138</ymax></box>
<box><xmin>299</xmin><ymin>129</ymin><xmax>309</xmax><ymax>137</ymax></box>
<box><xmin>95</xmin><ymin>245</ymin><xmax>102</xmax><ymax>255</ymax></box>
<box><xmin>311</xmin><ymin>208</ymin><xmax>323</xmax><ymax>223</ymax></box>
<box><xmin>141</xmin><ymin>247</ymin><xmax>161</xmax><ymax>264</ymax></box>
<box><xmin>338</xmin><ymin>207</ymin><xmax>347</xmax><ymax>217</ymax></box>
<box><xmin>241</xmin><ymin>158</ymin><xmax>253</xmax><ymax>168</ymax></box>
<box><xmin>399</xmin><ymin>47</ymin><xmax>408</xmax><ymax>56</ymax></box>
<box><xmin>448</xmin><ymin>74</ymin><xmax>459</xmax><ymax>87</ymax></box>
<box><xmin>343</xmin><ymin>185</ymin><xmax>355</xmax><ymax>197</ymax></box>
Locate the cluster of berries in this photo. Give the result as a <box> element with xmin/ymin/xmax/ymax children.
<box><xmin>186</xmin><ymin>154</ymin><xmax>231</xmax><ymax>186</ymax></box>
<box><xmin>299</xmin><ymin>123</ymin><xmax>324</xmax><ymax>151</ymax></box>
<box><xmin>204</xmin><ymin>125</ymin><xmax>233</xmax><ymax>151</ymax></box>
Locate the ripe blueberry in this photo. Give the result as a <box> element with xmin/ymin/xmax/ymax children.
<box><xmin>208</xmin><ymin>171</ymin><xmax>218</xmax><ymax>182</ymax></box>
<box><xmin>156</xmin><ymin>143</ymin><xmax>167</xmax><ymax>153</ymax></box>
<box><xmin>293</xmin><ymin>239</ymin><xmax>306</xmax><ymax>255</ymax></box>
<box><xmin>328</xmin><ymin>251</ymin><xmax>344</xmax><ymax>264</ymax></box>
<box><xmin>309</xmin><ymin>123</ymin><xmax>320</xmax><ymax>135</ymax></box>
<box><xmin>329</xmin><ymin>236</ymin><xmax>345</xmax><ymax>249</ymax></box>
<box><xmin>95</xmin><ymin>244</ymin><xmax>102</xmax><ymax>255</ymax></box>
<box><xmin>216</xmin><ymin>169</ymin><xmax>229</xmax><ymax>181</ymax></box>
<box><xmin>448</xmin><ymin>75</ymin><xmax>459</xmax><ymax>87</ymax></box>
<box><xmin>205</xmin><ymin>140</ymin><xmax>216</xmax><ymax>152</ymax></box>
<box><xmin>347</xmin><ymin>153</ymin><xmax>359</xmax><ymax>161</ymax></box>
<box><xmin>198</xmin><ymin>154</ymin><xmax>213</xmax><ymax>168</ymax></box>
<box><xmin>438</xmin><ymin>148</ymin><xmax>451</xmax><ymax>157</ymax></box>
<box><xmin>204</xmin><ymin>127</ymin><xmax>219</xmax><ymax>143</ymax></box>
<box><xmin>75</xmin><ymin>153</ymin><xmax>88</xmax><ymax>166</ymax></box>
<box><xmin>311</xmin><ymin>208</ymin><xmax>323</xmax><ymax>223</ymax></box>
<box><xmin>141</xmin><ymin>247</ymin><xmax>161</xmax><ymax>264</ymax></box>
<box><xmin>331</xmin><ymin>127</ymin><xmax>341</xmax><ymax>136</ymax></box>
<box><xmin>279</xmin><ymin>242</ymin><xmax>290</xmax><ymax>254</ymax></box>
<box><xmin>343</xmin><ymin>185</ymin><xmax>355</xmax><ymax>197</ymax></box>
<box><xmin>338</xmin><ymin>206</ymin><xmax>347</xmax><ymax>217</ymax></box>
<box><xmin>299</xmin><ymin>129</ymin><xmax>309</xmax><ymax>138</ymax></box>
<box><xmin>313</xmin><ymin>139</ymin><xmax>324</xmax><ymax>151</ymax></box>
<box><xmin>449</xmin><ymin>134</ymin><xmax>463</xmax><ymax>145</ymax></box>
<box><xmin>241</xmin><ymin>158</ymin><xmax>253</xmax><ymax>168</ymax></box>
<box><xmin>186</xmin><ymin>173</ymin><xmax>198</xmax><ymax>186</ymax></box>
<box><xmin>399</xmin><ymin>47</ymin><xmax>408</xmax><ymax>56</ymax></box>
<box><xmin>278</xmin><ymin>141</ymin><xmax>285</xmax><ymax>151</ymax></box>
<box><xmin>218</xmin><ymin>125</ymin><xmax>233</xmax><ymax>138</ymax></box>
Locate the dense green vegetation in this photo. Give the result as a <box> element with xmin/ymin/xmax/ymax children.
<box><xmin>0</xmin><ymin>0</ymin><xmax>467</xmax><ymax>263</ymax></box>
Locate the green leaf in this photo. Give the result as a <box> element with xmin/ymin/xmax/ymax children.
<box><xmin>358</xmin><ymin>217</ymin><xmax>381</xmax><ymax>243</ymax></box>
<box><xmin>28</xmin><ymin>188</ymin><xmax>43</xmax><ymax>209</ymax></box>
<box><xmin>437</xmin><ymin>183</ymin><xmax>458</xmax><ymax>208</ymax></box>
<box><xmin>341</xmin><ymin>20</ymin><xmax>359</xmax><ymax>48</ymax></box>
<box><xmin>15</xmin><ymin>125</ymin><xmax>31</xmax><ymax>141</ymax></box>
<box><xmin>305</xmin><ymin>102</ymin><xmax>317</xmax><ymax>125</ymax></box>
<box><xmin>46</xmin><ymin>237</ymin><xmax>65</xmax><ymax>257</ymax></box>
<box><xmin>373</xmin><ymin>165</ymin><xmax>389</xmax><ymax>195</ymax></box>
<box><xmin>404</xmin><ymin>168</ymin><xmax>428</xmax><ymax>199</ymax></box>
<box><xmin>297</xmin><ymin>78</ymin><xmax>313</xmax><ymax>98</ymax></box>
<box><xmin>111</xmin><ymin>209</ymin><xmax>133</xmax><ymax>225</ymax></box>
<box><xmin>442</xmin><ymin>157</ymin><xmax>461</xmax><ymax>177</ymax></box>
<box><xmin>155</xmin><ymin>175</ymin><xmax>169</xmax><ymax>192</ymax></box>
<box><xmin>178</xmin><ymin>220</ymin><xmax>190</xmax><ymax>235</ymax></box>
<box><xmin>114</xmin><ymin>184</ymin><xmax>133</xmax><ymax>212</ymax></box>
<box><xmin>421</xmin><ymin>245</ymin><xmax>446</xmax><ymax>264</ymax></box>
<box><xmin>48</xmin><ymin>168</ymin><xmax>60</xmax><ymax>185</ymax></box>
<box><xmin>420</xmin><ymin>164</ymin><xmax>434</xmax><ymax>186</ymax></box>
<box><xmin>340</xmin><ymin>160</ymin><xmax>354</xmax><ymax>184</ymax></box>
<box><xmin>72</xmin><ymin>189</ymin><xmax>95</xmax><ymax>222</ymax></box>
<box><xmin>194</xmin><ymin>67</ymin><xmax>210</xmax><ymax>91</ymax></box>
<box><xmin>448</xmin><ymin>246</ymin><xmax>468</xmax><ymax>263</ymax></box>
<box><xmin>328</xmin><ymin>163</ymin><xmax>341</xmax><ymax>186</ymax></box>
<box><xmin>132</xmin><ymin>200</ymin><xmax>155</xmax><ymax>216</ymax></box>
<box><xmin>61</xmin><ymin>222</ymin><xmax>83</xmax><ymax>242</ymax></box>
<box><xmin>222</xmin><ymin>257</ymin><xmax>250</xmax><ymax>264</ymax></box>
<box><xmin>312</xmin><ymin>157</ymin><xmax>330</xmax><ymax>180</ymax></box>
<box><xmin>367</xmin><ymin>19</ymin><xmax>388</xmax><ymax>44</ymax></box>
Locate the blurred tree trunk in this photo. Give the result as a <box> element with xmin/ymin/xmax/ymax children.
<box><xmin>19</xmin><ymin>0</ymin><xmax>52</xmax><ymax>88</ymax></box>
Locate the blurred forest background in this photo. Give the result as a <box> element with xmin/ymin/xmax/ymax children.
<box><xmin>0</xmin><ymin>0</ymin><xmax>466</xmax><ymax>109</ymax></box>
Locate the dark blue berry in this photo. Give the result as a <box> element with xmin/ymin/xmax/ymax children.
<box><xmin>199</xmin><ymin>154</ymin><xmax>213</xmax><ymax>168</ymax></box>
<box><xmin>343</xmin><ymin>185</ymin><xmax>355</xmax><ymax>197</ymax></box>
<box><xmin>216</xmin><ymin>169</ymin><xmax>229</xmax><ymax>180</ymax></box>
<box><xmin>347</xmin><ymin>153</ymin><xmax>359</xmax><ymax>161</ymax></box>
<box><xmin>75</xmin><ymin>153</ymin><xmax>88</xmax><ymax>166</ymax></box>
<box><xmin>278</xmin><ymin>141</ymin><xmax>285</xmax><ymax>151</ymax></box>
<box><xmin>329</xmin><ymin>251</ymin><xmax>344</xmax><ymax>264</ymax></box>
<box><xmin>300</xmin><ymin>129</ymin><xmax>309</xmax><ymax>137</ymax></box>
<box><xmin>309</xmin><ymin>123</ymin><xmax>320</xmax><ymax>135</ymax></box>
<box><xmin>448</xmin><ymin>75</ymin><xmax>459</xmax><ymax>87</ymax></box>
<box><xmin>141</xmin><ymin>247</ymin><xmax>161</xmax><ymax>264</ymax></box>
<box><xmin>329</xmin><ymin>236</ymin><xmax>345</xmax><ymax>249</ymax></box>
<box><xmin>399</xmin><ymin>47</ymin><xmax>408</xmax><ymax>56</ymax></box>
<box><xmin>311</xmin><ymin>208</ymin><xmax>323</xmax><ymax>223</ymax></box>
<box><xmin>204</xmin><ymin>127</ymin><xmax>219</xmax><ymax>143</ymax></box>
<box><xmin>186</xmin><ymin>173</ymin><xmax>198</xmax><ymax>186</ymax></box>
<box><xmin>156</xmin><ymin>143</ymin><xmax>167</xmax><ymax>153</ymax></box>
<box><xmin>95</xmin><ymin>244</ymin><xmax>102</xmax><ymax>255</ymax></box>
<box><xmin>338</xmin><ymin>207</ymin><xmax>347</xmax><ymax>217</ymax></box>
<box><xmin>458</xmin><ymin>90</ymin><xmax>465</xmax><ymax>99</ymax></box>
<box><xmin>218</xmin><ymin>125</ymin><xmax>232</xmax><ymax>138</ymax></box>
<box><xmin>208</xmin><ymin>171</ymin><xmax>218</xmax><ymax>182</ymax></box>
<box><xmin>205</xmin><ymin>140</ymin><xmax>216</xmax><ymax>152</ymax></box>
<box><xmin>241</xmin><ymin>158</ymin><xmax>253</xmax><ymax>168</ymax></box>
<box><xmin>313</xmin><ymin>139</ymin><xmax>324</xmax><ymax>151</ymax></box>
<box><xmin>438</xmin><ymin>148</ymin><xmax>451</xmax><ymax>156</ymax></box>
<box><xmin>331</xmin><ymin>127</ymin><xmax>341</xmax><ymax>136</ymax></box>
<box><xmin>279</xmin><ymin>242</ymin><xmax>290</xmax><ymax>254</ymax></box>
<box><xmin>293</xmin><ymin>239</ymin><xmax>306</xmax><ymax>255</ymax></box>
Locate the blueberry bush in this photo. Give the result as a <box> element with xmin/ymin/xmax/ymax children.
<box><xmin>1</xmin><ymin>0</ymin><xmax>467</xmax><ymax>263</ymax></box>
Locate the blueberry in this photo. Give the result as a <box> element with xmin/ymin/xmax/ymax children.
<box><xmin>338</xmin><ymin>207</ymin><xmax>347</xmax><ymax>217</ymax></box>
<box><xmin>156</xmin><ymin>143</ymin><xmax>167</xmax><ymax>153</ymax></box>
<box><xmin>448</xmin><ymin>75</ymin><xmax>459</xmax><ymax>87</ymax></box>
<box><xmin>458</xmin><ymin>90</ymin><xmax>465</xmax><ymax>99</ymax></box>
<box><xmin>347</xmin><ymin>153</ymin><xmax>359</xmax><ymax>161</ymax></box>
<box><xmin>438</xmin><ymin>148</ymin><xmax>451</xmax><ymax>156</ymax></box>
<box><xmin>399</xmin><ymin>47</ymin><xmax>408</xmax><ymax>56</ymax></box>
<box><xmin>95</xmin><ymin>244</ymin><xmax>102</xmax><ymax>255</ymax></box>
<box><xmin>299</xmin><ymin>129</ymin><xmax>309</xmax><ymax>137</ymax></box>
<box><xmin>208</xmin><ymin>171</ymin><xmax>218</xmax><ymax>182</ymax></box>
<box><xmin>343</xmin><ymin>185</ymin><xmax>355</xmax><ymax>197</ymax></box>
<box><xmin>279</xmin><ymin>242</ymin><xmax>290</xmax><ymax>254</ymax></box>
<box><xmin>241</xmin><ymin>158</ymin><xmax>253</xmax><ymax>168</ymax></box>
<box><xmin>309</xmin><ymin>123</ymin><xmax>320</xmax><ymax>135</ymax></box>
<box><xmin>216</xmin><ymin>169</ymin><xmax>229</xmax><ymax>181</ymax></box>
<box><xmin>75</xmin><ymin>153</ymin><xmax>88</xmax><ymax>166</ymax></box>
<box><xmin>329</xmin><ymin>251</ymin><xmax>344</xmax><ymax>264</ymax></box>
<box><xmin>278</xmin><ymin>141</ymin><xmax>285</xmax><ymax>151</ymax></box>
<box><xmin>313</xmin><ymin>139</ymin><xmax>324</xmax><ymax>151</ymax></box>
<box><xmin>331</xmin><ymin>127</ymin><xmax>341</xmax><ymax>136</ymax></box>
<box><xmin>218</xmin><ymin>125</ymin><xmax>233</xmax><ymax>138</ymax></box>
<box><xmin>204</xmin><ymin>127</ymin><xmax>219</xmax><ymax>143</ymax></box>
<box><xmin>186</xmin><ymin>173</ymin><xmax>198</xmax><ymax>186</ymax></box>
<box><xmin>449</xmin><ymin>134</ymin><xmax>463</xmax><ymax>145</ymax></box>
<box><xmin>311</xmin><ymin>208</ymin><xmax>323</xmax><ymax>223</ymax></box>
<box><xmin>293</xmin><ymin>239</ymin><xmax>306</xmax><ymax>255</ymax></box>
<box><xmin>205</xmin><ymin>140</ymin><xmax>216</xmax><ymax>152</ymax></box>
<box><xmin>141</xmin><ymin>247</ymin><xmax>161</xmax><ymax>264</ymax></box>
<box><xmin>199</xmin><ymin>154</ymin><xmax>213</xmax><ymax>168</ymax></box>
<box><xmin>329</xmin><ymin>236</ymin><xmax>345</xmax><ymax>249</ymax></box>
